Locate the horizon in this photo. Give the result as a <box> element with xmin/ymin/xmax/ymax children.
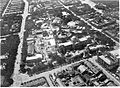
<box><xmin>91</xmin><ymin>0</ymin><xmax>119</xmax><ymax>1</ymax></box>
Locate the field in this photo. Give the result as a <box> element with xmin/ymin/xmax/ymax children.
<box><xmin>92</xmin><ymin>0</ymin><xmax>119</xmax><ymax>8</ymax></box>
<box><xmin>0</xmin><ymin>0</ymin><xmax>10</xmax><ymax>16</ymax></box>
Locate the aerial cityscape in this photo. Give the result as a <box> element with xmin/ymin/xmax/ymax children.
<box><xmin>0</xmin><ymin>0</ymin><xmax>120</xmax><ymax>87</ymax></box>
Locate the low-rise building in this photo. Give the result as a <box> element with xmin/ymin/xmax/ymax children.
<box><xmin>27</xmin><ymin>40</ymin><xmax>35</xmax><ymax>56</ymax></box>
<box><xmin>97</xmin><ymin>53</ymin><xmax>119</xmax><ymax>72</ymax></box>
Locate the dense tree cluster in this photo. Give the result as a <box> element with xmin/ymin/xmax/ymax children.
<box><xmin>1</xmin><ymin>35</ymin><xmax>20</xmax><ymax>87</ymax></box>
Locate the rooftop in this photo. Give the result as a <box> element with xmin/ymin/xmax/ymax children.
<box><xmin>26</xmin><ymin>54</ymin><xmax>43</xmax><ymax>61</ymax></box>
<box><xmin>99</xmin><ymin>53</ymin><xmax>118</xmax><ymax>65</ymax></box>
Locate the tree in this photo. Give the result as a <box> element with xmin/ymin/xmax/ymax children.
<box><xmin>58</xmin><ymin>45</ymin><xmax>66</xmax><ymax>55</ymax></box>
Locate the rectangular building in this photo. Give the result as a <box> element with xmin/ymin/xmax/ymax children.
<box><xmin>97</xmin><ymin>53</ymin><xmax>119</xmax><ymax>72</ymax></box>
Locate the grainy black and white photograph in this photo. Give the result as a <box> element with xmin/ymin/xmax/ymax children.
<box><xmin>0</xmin><ymin>0</ymin><xmax>120</xmax><ymax>87</ymax></box>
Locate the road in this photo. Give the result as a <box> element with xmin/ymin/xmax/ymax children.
<box><xmin>10</xmin><ymin>0</ymin><xmax>119</xmax><ymax>86</ymax></box>
<box><xmin>0</xmin><ymin>33</ymin><xmax>18</xmax><ymax>38</ymax></box>
<box><xmin>19</xmin><ymin>56</ymin><xmax>120</xmax><ymax>86</ymax></box>
<box><xmin>19</xmin><ymin>0</ymin><xmax>119</xmax><ymax>86</ymax></box>
<box><xmin>11</xmin><ymin>0</ymin><xmax>29</xmax><ymax>86</ymax></box>
<box><xmin>57</xmin><ymin>1</ymin><xmax>120</xmax><ymax>85</ymax></box>
<box><xmin>20</xmin><ymin>59</ymin><xmax>86</xmax><ymax>87</ymax></box>
<box><xmin>58</xmin><ymin>0</ymin><xmax>119</xmax><ymax>45</ymax></box>
<box><xmin>2</xmin><ymin>0</ymin><xmax>12</xmax><ymax>17</ymax></box>
<box><xmin>89</xmin><ymin>56</ymin><xmax>120</xmax><ymax>86</ymax></box>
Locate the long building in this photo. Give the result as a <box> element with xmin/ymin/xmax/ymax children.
<box><xmin>97</xmin><ymin>53</ymin><xmax>119</xmax><ymax>72</ymax></box>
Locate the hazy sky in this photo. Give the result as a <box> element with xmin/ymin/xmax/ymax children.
<box><xmin>91</xmin><ymin>0</ymin><xmax>119</xmax><ymax>1</ymax></box>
